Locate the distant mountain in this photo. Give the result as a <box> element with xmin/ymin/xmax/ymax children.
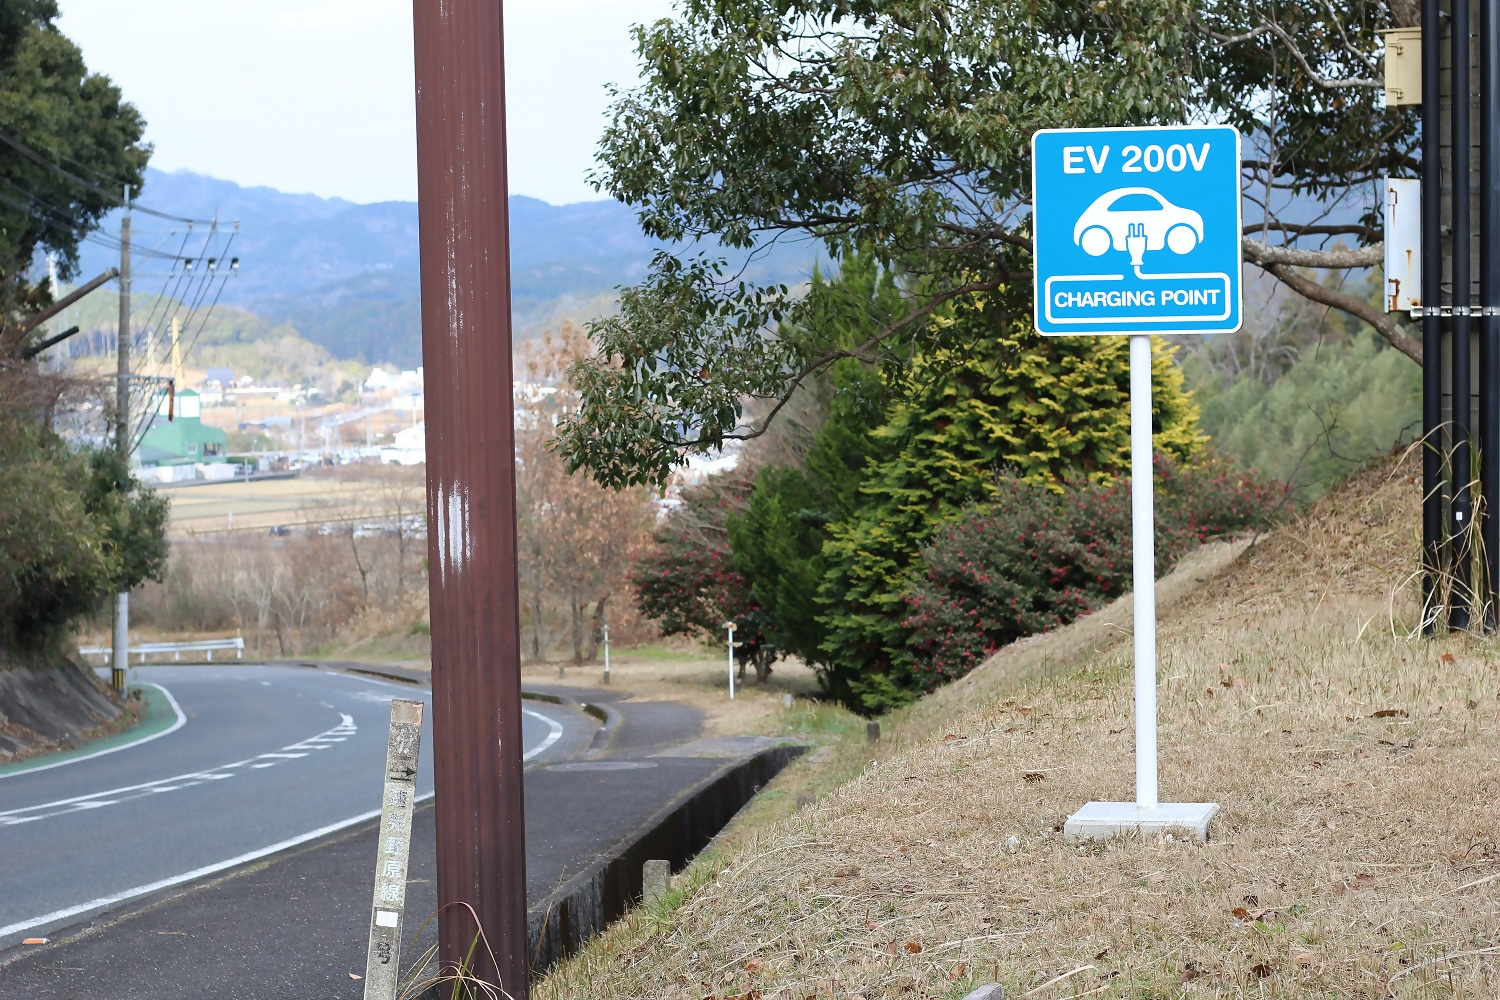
<box><xmin>75</xmin><ymin>168</ymin><xmax>820</xmax><ymax>368</ymax></box>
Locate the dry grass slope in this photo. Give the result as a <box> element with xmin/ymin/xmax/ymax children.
<box><xmin>536</xmin><ymin>453</ymin><xmax>1500</xmax><ymax>1000</ymax></box>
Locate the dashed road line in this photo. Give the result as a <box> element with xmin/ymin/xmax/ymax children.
<box><xmin>0</xmin><ymin>714</ymin><xmax>357</xmax><ymax>828</ymax></box>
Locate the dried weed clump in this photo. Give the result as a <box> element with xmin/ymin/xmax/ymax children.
<box><xmin>537</xmin><ymin>454</ymin><xmax>1500</xmax><ymax>999</ymax></box>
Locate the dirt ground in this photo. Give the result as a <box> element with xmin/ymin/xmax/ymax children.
<box><xmin>535</xmin><ymin>454</ymin><xmax>1500</xmax><ymax>1000</ymax></box>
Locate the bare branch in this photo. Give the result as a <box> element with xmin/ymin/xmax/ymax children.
<box><xmin>717</xmin><ymin>275</ymin><xmax>1014</xmax><ymax>445</ymax></box>
<box><xmin>1201</xmin><ymin>23</ymin><xmax>1271</xmax><ymax>46</ymax></box>
<box><xmin>1243</xmin><ymin>238</ymin><xmax>1383</xmax><ymax>269</ymax></box>
<box><xmin>1260</xmin><ymin>262</ymin><xmax>1423</xmax><ymax>366</ymax></box>
<box><xmin>1242</xmin><ymin>222</ymin><xmax>1381</xmax><ymax>242</ymax></box>
<box><xmin>1257</xmin><ymin>15</ymin><xmax>1382</xmax><ymax>90</ymax></box>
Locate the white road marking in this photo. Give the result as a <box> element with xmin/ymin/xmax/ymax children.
<box><xmin>0</xmin><ymin>792</ymin><xmax>435</xmax><ymax>943</ymax></box>
<box><xmin>0</xmin><ymin>714</ymin><xmax>357</xmax><ymax>827</ymax></box>
<box><xmin>523</xmin><ymin>709</ymin><xmax>564</xmax><ymax>761</ymax></box>
<box><xmin>0</xmin><ymin>684</ymin><xmax>186</xmax><ymax>781</ymax></box>
<box><xmin>0</xmin><ymin>674</ymin><xmax>569</xmax><ymax>946</ymax></box>
<box><xmin>327</xmin><ymin>669</ymin><xmax>560</xmax><ymax>760</ymax></box>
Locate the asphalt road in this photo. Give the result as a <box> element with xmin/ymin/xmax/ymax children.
<box><xmin>0</xmin><ymin>665</ymin><xmax>583</xmax><ymax>950</ymax></box>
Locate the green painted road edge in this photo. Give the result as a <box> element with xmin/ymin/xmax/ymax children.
<box><xmin>0</xmin><ymin>683</ymin><xmax>184</xmax><ymax>779</ymax></box>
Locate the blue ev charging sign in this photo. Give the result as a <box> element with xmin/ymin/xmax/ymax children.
<box><xmin>1031</xmin><ymin>125</ymin><xmax>1242</xmax><ymax>336</ymax></box>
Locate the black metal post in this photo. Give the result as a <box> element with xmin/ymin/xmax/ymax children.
<box><xmin>1424</xmin><ymin>0</ymin><xmax>1446</xmax><ymax>632</ymax></box>
<box><xmin>1453</xmin><ymin>0</ymin><xmax>1474</xmax><ymax>630</ymax></box>
<box><xmin>1480</xmin><ymin>0</ymin><xmax>1500</xmax><ymax>626</ymax></box>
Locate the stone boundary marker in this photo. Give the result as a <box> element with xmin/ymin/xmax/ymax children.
<box><xmin>363</xmin><ymin>698</ymin><xmax>424</xmax><ymax>999</ymax></box>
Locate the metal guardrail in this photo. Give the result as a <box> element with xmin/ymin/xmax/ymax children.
<box><xmin>79</xmin><ymin>637</ymin><xmax>245</xmax><ymax>663</ymax></box>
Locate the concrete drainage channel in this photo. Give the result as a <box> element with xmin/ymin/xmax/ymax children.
<box><xmin>525</xmin><ymin>744</ymin><xmax>804</xmax><ymax>972</ymax></box>
<box><xmin>318</xmin><ymin>663</ymin><xmax>804</xmax><ymax>977</ymax></box>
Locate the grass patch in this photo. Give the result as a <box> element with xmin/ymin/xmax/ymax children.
<box><xmin>537</xmin><ymin>454</ymin><xmax>1500</xmax><ymax>999</ymax></box>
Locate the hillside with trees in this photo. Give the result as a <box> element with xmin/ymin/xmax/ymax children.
<box><xmin>557</xmin><ymin>1</ymin><xmax>1413</xmax><ymax>713</ymax></box>
<box><xmin>0</xmin><ymin>0</ymin><xmax>169</xmax><ymax>756</ymax></box>
<box><xmin>71</xmin><ymin>168</ymin><xmax>827</xmax><ymax>369</ymax></box>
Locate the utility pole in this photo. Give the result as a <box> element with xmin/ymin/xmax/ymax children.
<box><xmin>171</xmin><ymin>315</ymin><xmax>183</xmax><ymax>385</ymax></box>
<box><xmin>1420</xmin><ymin>0</ymin><xmax>1500</xmax><ymax>630</ymax></box>
<box><xmin>45</xmin><ymin>253</ymin><xmax>60</xmax><ymax>373</ymax></box>
<box><xmin>111</xmin><ymin>189</ymin><xmax>132</xmax><ymax>693</ymax></box>
<box><xmin>413</xmin><ymin>2</ymin><xmax>528</xmax><ymax>994</ymax></box>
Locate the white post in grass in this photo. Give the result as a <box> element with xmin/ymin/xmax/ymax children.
<box><xmin>602</xmin><ymin>622</ymin><xmax>611</xmax><ymax>685</ymax></box>
<box><xmin>1033</xmin><ymin>123</ymin><xmax>1232</xmax><ymax>843</ymax></box>
<box><xmin>363</xmin><ymin>698</ymin><xmax>424</xmax><ymax>1000</ymax></box>
<box><xmin>724</xmin><ymin>621</ymin><xmax>736</xmax><ymax>700</ymax></box>
<box><xmin>1129</xmin><ymin>333</ymin><xmax>1158</xmax><ymax>810</ymax></box>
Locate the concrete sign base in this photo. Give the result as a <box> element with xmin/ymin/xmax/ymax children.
<box><xmin>1063</xmin><ymin>801</ymin><xmax>1219</xmax><ymax>843</ymax></box>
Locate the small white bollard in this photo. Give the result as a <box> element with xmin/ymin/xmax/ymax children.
<box><xmin>723</xmin><ymin>621</ymin><xmax>737</xmax><ymax>700</ymax></box>
<box><xmin>602</xmin><ymin>623</ymin><xmax>610</xmax><ymax>685</ymax></box>
<box><xmin>363</xmin><ymin>698</ymin><xmax>424</xmax><ymax>999</ymax></box>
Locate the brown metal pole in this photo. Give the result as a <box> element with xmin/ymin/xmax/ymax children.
<box><xmin>412</xmin><ymin>1</ymin><xmax>528</xmax><ymax>994</ymax></box>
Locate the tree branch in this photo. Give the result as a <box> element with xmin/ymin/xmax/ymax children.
<box><xmin>1261</xmin><ymin>261</ymin><xmax>1423</xmax><ymax>365</ymax></box>
<box><xmin>1241</xmin><ymin>222</ymin><xmax>1380</xmax><ymax>241</ymax></box>
<box><xmin>1257</xmin><ymin>15</ymin><xmax>1382</xmax><ymax>90</ymax></box>
<box><xmin>715</xmin><ymin>275</ymin><xmax>1015</xmax><ymax>446</ymax></box>
<box><xmin>1242</xmin><ymin>238</ymin><xmax>1383</xmax><ymax>269</ymax></box>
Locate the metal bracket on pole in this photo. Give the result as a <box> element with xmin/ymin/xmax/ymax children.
<box><xmin>363</xmin><ymin>698</ymin><xmax>424</xmax><ymax>1000</ymax></box>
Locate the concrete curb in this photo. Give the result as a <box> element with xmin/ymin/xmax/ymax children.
<box><xmin>582</xmin><ymin>700</ymin><xmax>624</xmax><ymax>755</ymax></box>
<box><xmin>523</xmin><ymin>744</ymin><xmax>804</xmax><ymax>973</ymax></box>
<box><xmin>314</xmin><ymin>661</ymin><xmax>626</xmax><ymax>754</ymax></box>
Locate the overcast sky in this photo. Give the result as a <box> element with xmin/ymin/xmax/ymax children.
<box><xmin>55</xmin><ymin>0</ymin><xmax>675</xmax><ymax>206</ymax></box>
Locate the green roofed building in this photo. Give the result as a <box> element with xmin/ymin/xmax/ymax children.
<box><xmin>138</xmin><ymin>390</ymin><xmax>227</xmax><ymax>467</ymax></box>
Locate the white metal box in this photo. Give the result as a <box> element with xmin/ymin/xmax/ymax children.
<box><xmin>1384</xmin><ymin>177</ymin><xmax>1421</xmax><ymax>313</ymax></box>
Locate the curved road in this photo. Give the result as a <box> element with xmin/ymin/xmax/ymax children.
<box><xmin>0</xmin><ymin>665</ymin><xmax>575</xmax><ymax>948</ymax></box>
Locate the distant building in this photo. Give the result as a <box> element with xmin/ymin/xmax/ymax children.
<box><xmin>380</xmin><ymin>422</ymin><xmax>426</xmax><ymax>466</ymax></box>
<box><xmin>364</xmin><ymin>367</ymin><xmax>396</xmax><ymax>392</ymax></box>
<box><xmin>204</xmin><ymin>366</ymin><xmax>234</xmax><ymax>387</ymax></box>
<box><xmin>138</xmin><ymin>390</ymin><xmax>229</xmax><ymax>470</ymax></box>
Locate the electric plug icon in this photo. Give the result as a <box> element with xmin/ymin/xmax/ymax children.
<box><xmin>1125</xmin><ymin>222</ymin><xmax>1147</xmax><ymax>266</ymax></box>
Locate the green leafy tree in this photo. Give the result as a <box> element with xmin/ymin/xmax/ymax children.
<box><xmin>0</xmin><ymin>421</ymin><xmax>167</xmax><ymax>653</ymax></box>
<box><xmin>631</xmin><ymin>469</ymin><xmax>783</xmax><ymax>681</ymax></box>
<box><xmin>815</xmin><ymin>302</ymin><xmax>1202</xmax><ymax>713</ymax></box>
<box><xmin>0</xmin><ymin>1</ymin><xmax>147</xmax><ymax>330</ymax></box>
<box><xmin>559</xmin><ymin>0</ymin><xmax>1420</xmax><ymax>489</ymax></box>
<box><xmin>0</xmin><ymin>3</ymin><xmax>160</xmax><ymax>660</ymax></box>
<box><xmin>728</xmin><ymin>362</ymin><xmax>889</xmax><ymax>674</ymax></box>
<box><xmin>726</xmin><ymin>254</ymin><xmax>901</xmax><ymax>674</ymax></box>
<box><xmin>83</xmin><ymin>447</ymin><xmax>170</xmax><ymax>595</ymax></box>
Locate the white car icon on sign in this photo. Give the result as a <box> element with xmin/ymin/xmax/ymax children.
<box><xmin>1073</xmin><ymin>187</ymin><xmax>1204</xmax><ymax>264</ymax></box>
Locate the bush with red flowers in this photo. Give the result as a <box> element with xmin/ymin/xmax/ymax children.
<box><xmin>901</xmin><ymin>453</ymin><xmax>1280</xmax><ymax>687</ymax></box>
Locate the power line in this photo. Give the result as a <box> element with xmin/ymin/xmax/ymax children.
<box><xmin>0</xmin><ymin>181</ymin><xmax>207</xmax><ymax>262</ymax></box>
<box><xmin>173</xmin><ymin>233</ymin><xmax>239</xmax><ymax>366</ymax></box>
<box><xmin>0</xmin><ymin>123</ymin><xmax>216</xmax><ymax>225</ymax></box>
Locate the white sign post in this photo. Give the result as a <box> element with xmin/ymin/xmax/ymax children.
<box><xmin>1031</xmin><ymin>125</ymin><xmax>1242</xmax><ymax>842</ymax></box>
<box><xmin>723</xmin><ymin>621</ymin><xmax>736</xmax><ymax>700</ymax></box>
<box><xmin>602</xmin><ymin>622</ymin><xmax>611</xmax><ymax>685</ymax></box>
